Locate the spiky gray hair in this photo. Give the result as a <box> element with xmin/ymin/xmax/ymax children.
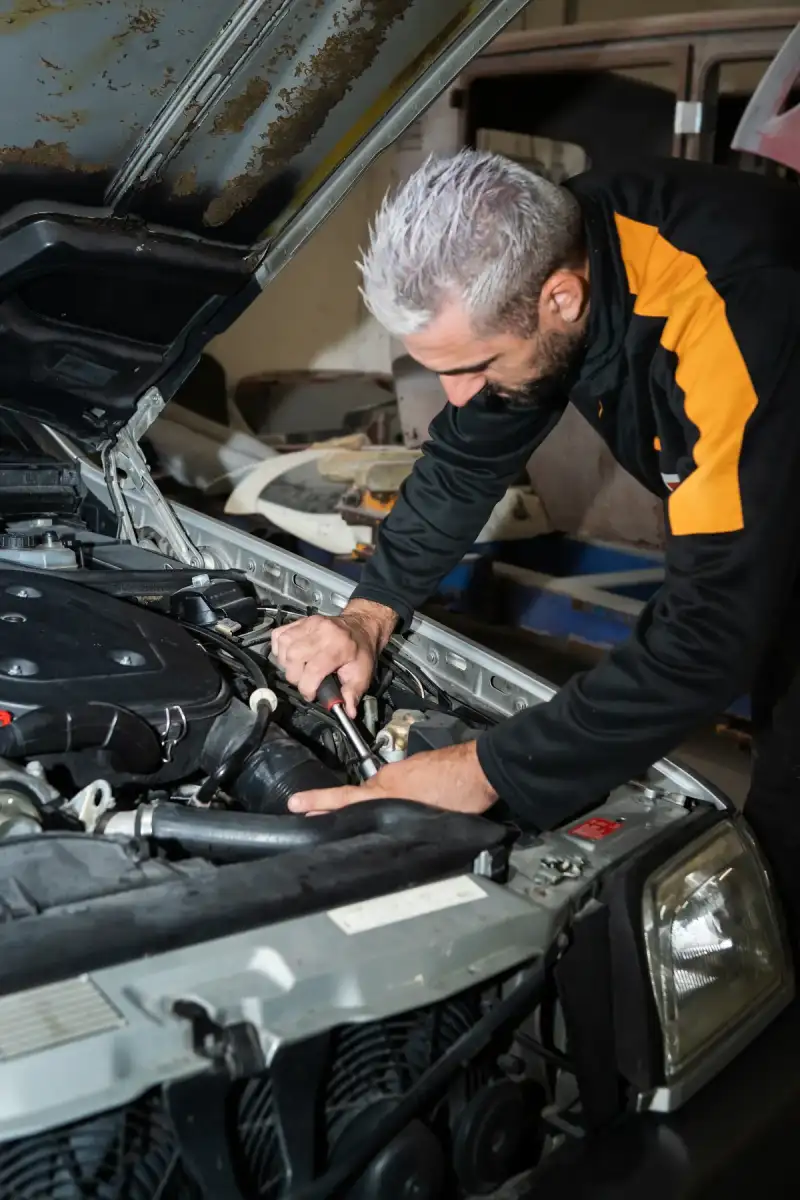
<box><xmin>358</xmin><ymin>149</ymin><xmax>584</xmax><ymax>339</ymax></box>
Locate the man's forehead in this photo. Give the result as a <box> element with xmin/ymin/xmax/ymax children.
<box><xmin>404</xmin><ymin>308</ymin><xmax>504</xmax><ymax>375</ymax></box>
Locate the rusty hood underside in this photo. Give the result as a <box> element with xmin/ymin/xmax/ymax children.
<box><xmin>0</xmin><ymin>0</ymin><xmax>527</xmax><ymax>446</ymax></box>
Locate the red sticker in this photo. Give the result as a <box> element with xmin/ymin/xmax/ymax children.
<box><xmin>569</xmin><ymin>816</ymin><xmax>624</xmax><ymax>841</ymax></box>
<box><xmin>0</xmin><ymin>710</ymin><xmax>13</xmax><ymax>727</ymax></box>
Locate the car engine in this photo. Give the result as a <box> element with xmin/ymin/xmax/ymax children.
<box><xmin>0</xmin><ymin>516</ymin><xmax>498</xmax><ymax>846</ymax></box>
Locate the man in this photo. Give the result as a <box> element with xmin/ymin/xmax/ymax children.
<box><xmin>272</xmin><ymin>149</ymin><xmax>800</xmax><ymax>930</ymax></box>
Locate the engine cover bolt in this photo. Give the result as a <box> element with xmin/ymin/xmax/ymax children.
<box><xmin>0</xmin><ymin>658</ymin><xmax>38</xmax><ymax>676</ymax></box>
<box><xmin>109</xmin><ymin>649</ymin><xmax>147</xmax><ymax>668</ymax></box>
<box><xmin>5</xmin><ymin>585</ymin><xmax>40</xmax><ymax>600</ymax></box>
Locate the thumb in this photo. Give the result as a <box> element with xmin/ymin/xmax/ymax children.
<box><xmin>289</xmin><ymin>787</ymin><xmax>363</xmax><ymax>813</ymax></box>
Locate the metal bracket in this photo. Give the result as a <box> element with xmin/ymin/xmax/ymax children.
<box><xmin>674</xmin><ymin>100</ymin><xmax>703</xmax><ymax>135</ymax></box>
<box><xmin>66</xmin><ymin>779</ymin><xmax>115</xmax><ymax>834</ymax></box>
<box><xmin>161</xmin><ymin>705</ymin><xmax>188</xmax><ymax>764</ymax></box>
<box><xmin>101</xmin><ymin>388</ymin><xmax>206</xmax><ymax>569</ymax></box>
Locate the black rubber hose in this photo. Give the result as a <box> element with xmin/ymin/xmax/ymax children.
<box><xmin>0</xmin><ymin>702</ymin><xmax>163</xmax><ymax>774</ymax></box>
<box><xmin>181</xmin><ymin>623</ymin><xmax>269</xmax><ymax>690</ymax></box>
<box><xmin>141</xmin><ymin>799</ymin><xmax>467</xmax><ymax>862</ymax></box>
<box><xmin>202</xmin><ymin>703</ymin><xmax>341</xmax><ymax>813</ymax></box>
<box><xmin>195</xmin><ymin>700</ymin><xmax>271</xmax><ymax>806</ymax></box>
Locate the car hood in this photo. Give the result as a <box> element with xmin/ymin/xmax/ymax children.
<box><xmin>0</xmin><ymin>0</ymin><xmax>526</xmax><ymax>449</ymax></box>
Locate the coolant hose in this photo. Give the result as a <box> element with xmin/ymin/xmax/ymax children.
<box><xmin>0</xmin><ymin>702</ymin><xmax>163</xmax><ymax>774</ymax></box>
<box><xmin>202</xmin><ymin>701</ymin><xmax>341</xmax><ymax>813</ymax></box>
<box><xmin>102</xmin><ymin>799</ymin><xmax>456</xmax><ymax>862</ymax></box>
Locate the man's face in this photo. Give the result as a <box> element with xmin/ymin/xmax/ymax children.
<box><xmin>403</xmin><ymin>268</ymin><xmax>589</xmax><ymax>408</ymax></box>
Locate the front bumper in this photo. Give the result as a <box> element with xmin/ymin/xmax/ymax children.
<box><xmin>527</xmin><ymin>1000</ymin><xmax>800</xmax><ymax>1198</ymax></box>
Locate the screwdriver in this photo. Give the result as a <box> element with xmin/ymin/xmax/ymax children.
<box><xmin>315</xmin><ymin>674</ymin><xmax>379</xmax><ymax>778</ymax></box>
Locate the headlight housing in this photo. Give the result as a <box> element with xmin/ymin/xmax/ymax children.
<box><xmin>643</xmin><ymin>818</ymin><xmax>792</xmax><ymax>1088</ymax></box>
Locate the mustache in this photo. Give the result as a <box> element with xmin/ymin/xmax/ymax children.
<box><xmin>491</xmin><ymin>378</ymin><xmax>565</xmax><ymax>409</ymax></box>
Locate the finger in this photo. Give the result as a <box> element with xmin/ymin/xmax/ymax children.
<box><xmin>296</xmin><ymin>660</ymin><xmax>340</xmax><ymax>703</ymax></box>
<box><xmin>288</xmin><ymin>787</ymin><xmax>367</xmax><ymax>813</ymax></box>
<box><xmin>338</xmin><ymin>661</ymin><xmax>371</xmax><ymax>719</ymax></box>
<box><xmin>271</xmin><ymin>619</ymin><xmax>305</xmax><ymax>651</ymax></box>
<box><xmin>339</xmin><ymin>682</ymin><xmax>360</xmax><ymax>720</ymax></box>
<box><xmin>272</xmin><ymin>616</ymin><xmax>318</xmax><ymax>656</ymax></box>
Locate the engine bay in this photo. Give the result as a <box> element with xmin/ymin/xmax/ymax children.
<box><xmin>0</xmin><ymin>508</ymin><xmax>505</xmax><ymax>905</ymax></box>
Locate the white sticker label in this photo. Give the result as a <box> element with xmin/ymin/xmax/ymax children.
<box><xmin>328</xmin><ymin>876</ymin><xmax>486</xmax><ymax>935</ymax></box>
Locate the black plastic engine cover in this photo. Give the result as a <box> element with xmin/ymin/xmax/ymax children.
<box><xmin>0</xmin><ymin>567</ymin><xmax>228</xmax><ymax>784</ymax></box>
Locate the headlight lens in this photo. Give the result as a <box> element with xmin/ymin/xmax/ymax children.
<box><xmin>643</xmin><ymin>819</ymin><xmax>791</xmax><ymax>1079</ymax></box>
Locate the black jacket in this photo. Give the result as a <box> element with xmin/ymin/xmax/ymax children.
<box><xmin>351</xmin><ymin>158</ymin><xmax>800</xmax><ymax>828</ymax></box>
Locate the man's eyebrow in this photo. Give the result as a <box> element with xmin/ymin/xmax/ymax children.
<box><xmin>436</xmin><ymin>355</ymin><xmax>498</xmax><ymax>377</ymax></box>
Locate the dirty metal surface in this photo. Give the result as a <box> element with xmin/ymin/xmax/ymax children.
<box><xmin>0</xmin><ymin>0</ymin><xmax>513</xmax><ymax>246</ymax></box>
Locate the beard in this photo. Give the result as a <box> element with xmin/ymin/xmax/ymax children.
<box><xmin>490</xmin><ymin>325</ymin><xmax>588</xmax><ymax>409</ymax></box>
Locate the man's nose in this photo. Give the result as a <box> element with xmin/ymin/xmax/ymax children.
<box><xmin>439</xmin><ymin>374</ymin><xmax>485</xmax><ymax>408</ymax></box>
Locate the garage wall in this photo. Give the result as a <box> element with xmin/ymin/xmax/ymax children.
<box><xmin>508</xmin><ymin>0</ymin><xmax>788</xmax><ymax>27</ymax></box>
<box><xmin>210</xmin><ymin>152</ymin><xmax>396</xmax><ymax>384</ymax></box>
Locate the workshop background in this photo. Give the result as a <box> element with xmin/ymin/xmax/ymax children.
<box><xmin>149</xmin><ymin>0</ymin><xmax>800</xmax><ymax>803</ymax></box>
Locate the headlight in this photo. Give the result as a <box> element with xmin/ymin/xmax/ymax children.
<box><xmin>643</xmin><ymin>818</ymin><xmax>792</xmax><ymax>1082</ymax></box>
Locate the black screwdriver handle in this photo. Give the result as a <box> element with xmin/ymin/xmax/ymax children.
<box><xmin>316</xmin><ymin>674</ymin><xmax>344</xmax><ymax>712</ymax></box>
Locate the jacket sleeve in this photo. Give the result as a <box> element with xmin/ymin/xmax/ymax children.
<box><xmin>351</xmin><ymin>390</ymin><xmax>562</xmax><ymax>626</ymax></box>
<box><xmin>477</xmin><ymin>268</ymin><xmax>800</xmax><ymax>828</ymax></box>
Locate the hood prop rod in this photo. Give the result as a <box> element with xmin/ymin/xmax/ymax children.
<box><xmin>102</xmin><ymin>388</ymin><xmax>206</xmax><ymax>568</ymax></box>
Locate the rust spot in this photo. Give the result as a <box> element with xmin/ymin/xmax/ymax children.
<box><xmin>129</xmin><ymin>5</ymin><xmax>160</xmax><ymax>33</ymax></box>
<box><xmin>171</xmin><ymin>167</ymin><xmax>198</xmax><ymax>197</ymax></box>
<box><xmin>1</xmin><ymin>0</ymin><xmax>105</xmax><ymax>32</ymax></box>
<box><xmin>0</xmin><ymin>139</ymin><xmax>106</xmax><ymax>172</ymax></box>
<box><xmin>211</xmin><ymin>76</ymin><xmax>271</xmax><ymax>136</ymax></box>
<box><xmin>150</xmin><ymin>63</ymin><xmax>174</xmax><ymax>97</ymax></box>
<box><xmin>36</xmin><ymin>109</ymin><xmax>87</xmax><ymax>132</ymax></box>
<box><xmin>203</xmin><ymin>0</ymin><xmax>413</xmax><ymax>228</ymax></box>
<box><xmin>111</xmin><ymin>4</ymin><xmax>161</xmax><ymax>43</ymax></box>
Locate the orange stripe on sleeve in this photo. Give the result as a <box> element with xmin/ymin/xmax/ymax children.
<box><xmin>614</xmin><ymin>213</ymin><xmax>758</xmax><ymax>536</ymax></box>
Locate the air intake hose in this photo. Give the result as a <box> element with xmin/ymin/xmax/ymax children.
<box><xmin>0</xmin><ymin>702</ymin><xmax>163</xmax><ymax>774</ymax></box>
<box><xmin>202</xmin><ymin>701</ymin><xmax>340</xmax><ymax>813</ymax></box>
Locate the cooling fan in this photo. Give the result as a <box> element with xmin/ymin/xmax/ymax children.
<box><xmin>0</xmin><ymin>991</ymin><xmax>537</xmax><ymax>1199</ymax></box>
<box><xmin>233</xmin><ymin>993</ymin><xmax>487</xmax><ymax>1200</ymax></box>
<box><xmin>0</xmin><ymin>1088</ymin><xmax>202</xmax><ymax>1200</ymax></box>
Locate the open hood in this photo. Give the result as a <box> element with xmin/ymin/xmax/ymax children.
<box><xmin>0</xmin><ymin>0</ymin><xmax>527</xmax><ymax>448</ymax></box>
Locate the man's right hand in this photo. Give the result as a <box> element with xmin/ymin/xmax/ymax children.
<box><xmin>270</xmin><ymin>599</ymin><xmax>398</xmax><ymax>717</ymax></box>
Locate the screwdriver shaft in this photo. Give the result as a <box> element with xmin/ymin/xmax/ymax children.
<box><xmin>331</xmin><ymin>706</ymin><xmax>379</xmax><ymax>778</ymax></box>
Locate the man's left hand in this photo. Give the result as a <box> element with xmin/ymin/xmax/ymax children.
<box><xmin>288</xmin><ymin>741</ymin><xmax>498</xmax><ymax>815</ymax></box>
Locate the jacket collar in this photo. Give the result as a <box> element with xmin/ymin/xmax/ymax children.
<box><xmin>565</xmin><ymin>177</ymin><xmax>633</xmax><ymax>396</ymax></box>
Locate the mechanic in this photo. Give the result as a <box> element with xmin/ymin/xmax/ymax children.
<box><xmin>272</xmin><ymin>149</ymin><xmax>800</xmax><ymax>936</ymax></box>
